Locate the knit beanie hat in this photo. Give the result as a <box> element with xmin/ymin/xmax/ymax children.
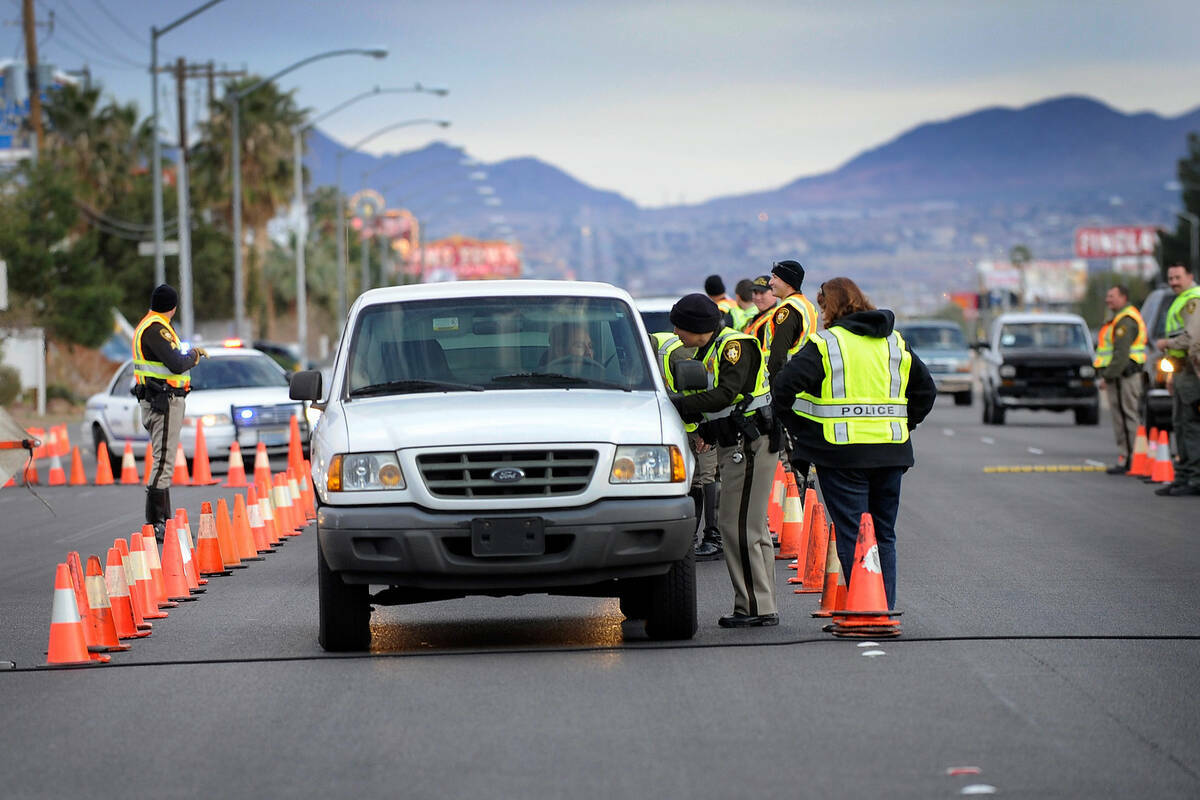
<box><xmin>771</xmin><ymin>260</ymin><xmax>805</xmax><ymax>292</ymax></box>
<box><xmin>670</xmin><ymin>293</ymin><xmax>723</xmax><ymax>334</ymax></box>
<box><xmin>150</xmin><ymin>284</ymin><xmax>178</xmax><ymax>312</ymax></box>
<box><xmin>703</xmin><ymin>275</ymin><xmax>725</xmax><ymax>296</ymax></box>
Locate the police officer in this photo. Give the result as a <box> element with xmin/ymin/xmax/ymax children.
<box><xmin>1095</xmin><ymin>284</ymin><xmax>1147</xmax><ymax>474</ymax></box>
<box><xmin>133</xmin><ymin>284</ymin><xmax>206</xmax><ymax>538</ymax></box>
<box><xmin>743</xmin><ymin>275</ymin><xmax>779</xmax><ymax>348</ymax></box>
<box><xmin>1154</xmin><ymin>264</ymin><xmax>1200</xmax><ymax>496</ymax></box>
<box><xmin>765</xmin><ymin>260</ymin><xmax>818</xmax><ymax>381</ymax></box>
<box><xmin>732</xmin><ymin>278</ymin><xmax>757</xmax><ymax>331</ymax></box>
<box><xmin>649</xmin><ymin>330</ymin><xmax>722</xmax><ymax>560</ymax></box>
<box><xmin>704</xmin><ymin>275</ymin><xmax>738</xmax><ymax>330</ymax></box>
<box><xmin>772</xmin><ymin>278</ymin><xmax>936</xmax><ymax>610</ymax></box>
<box><xmin>669</xmin><ymin>294</ymin><xmax>778</xmax><ymax>627</ymax></box>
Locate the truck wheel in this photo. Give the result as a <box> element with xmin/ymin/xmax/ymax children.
<box><xmin>644</xmin><ymin>551</ymin><xmax>697</xmax><ymax>641</ymax></box>
<box><xmin>955</xmin><ymin>390</ymin><xmax>973</xmax><ymax>407</ymax></box>
<box><xmin>1075</xmin><ymin>405</ymin><xmax>1100</xmax><ymax>426</ymax></box>
<box><xmin>317</xmin><ymin>541</ymin><xmax>371</xmax><ymax>652</ymax></box>
<box><xmin>618</xmin><ymin>585</ymin><xmax>651</xmax><ymax>620</ymax></box>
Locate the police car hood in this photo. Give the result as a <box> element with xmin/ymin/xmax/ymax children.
<box><xmin>830</xmin><ymin>309</ymin><xmax>895</xmax><ymax>339</ymax></box>
<box><xmin>339</xmin><ymin>390</ymin><xmax>667</xmax><ymax>449</ymax></box>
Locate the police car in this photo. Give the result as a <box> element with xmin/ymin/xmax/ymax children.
<box><xmin>84</xmin><ymin>340</ymin><xmax>313</xmax><ymax>466</ymax></box>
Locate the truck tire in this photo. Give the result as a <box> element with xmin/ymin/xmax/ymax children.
<box><xmin>618</xmin><ymin>585</ymin><xmax>651</xmax><ymax>620</ymax></box>
<box><xmin>643</xmin><ymin>551</ymin><xmax>697</xmax><ymax>641</ymax></box>
<box><xmin>1075</xmin><ymin>405</ymin><xmax>1100</xmax><ymax>426</ymax></box>
<box><xmin>317</xmin><ymin>541</ymin><xmax>371</xmax><ymax>652</ymax></box>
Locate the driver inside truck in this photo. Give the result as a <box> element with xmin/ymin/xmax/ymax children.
<box><xmin>546</xmin><ymin>322</ymin><xmax>594</xmax><ymax>361</ymax></box>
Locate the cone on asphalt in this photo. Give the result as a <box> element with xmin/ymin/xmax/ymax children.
<box><xmin>66</xmin><ymin>551</ymin><xmax>108</xmax><ymax>659</ymax></box>
<box><xmin>796</xmin><ymin>501</ymin><xmax>830</xmax><ymax>594</ymax></box>
<box><xmin>288</xmin><ymin>414</ymin><xmax>304</xmax><ymax>478</ymax></box>
<box><xmin>105</xmin><ymin>546</ymin><xmax>151</xmax><ymax>639</ymax></box>
<box><xmin>767</xmin><ymin>460</ymin><xmax>785</xmax><ymax>535</ymax></box>
<box><xmin>776</xmin><ymin>476</ymin><xmax>805</xmax><ymax>560</ymax></box>
<box><xmin>85</xmin><ymin>555</ymin><xmax>131</xmax><ymax>652</ymax></box>
<box><xmin>21</xmin><ymin>455</ymin><xmax>39</xmax><ymax>486</ymax></box>
<box><xmin>172</xmin><ymin>442</ymin><xmax>191</xmax><ymax>486</ymax></box>
<box><xmin>115</xmin><ymin>442</ymin><xmax>138</xmax><ymax>484</ymax></box>
<box><xmin>831</xmin><ymin>513</ymin><xmax>902</xmax><ymax>638</ymax></box>
<box><xmin>173</xmin><ymin>510</ymin><xmax>206</xmax><ymax>590</ymax></box>
<box><xmin>287</xmin><ymin>468</ymin><xmax>305</xmax><ymax>531</ymax></box>
<box><xmin>1149</xmin><ymin>429</ymin><xmax>1176</xmax><ymax>484</ymax></box>
<box><xmin>114</xmin><ymin>537</ymin><xmax>155</xmax><ymax>629</ymax></box>
<box><xmin>274</xmin><ymin>473</ymin><xmax>298</xmax><ymax>535</ymax></box>
<box><xmin>191</xmin><ymin>424</ymin><xmax>220</xmax><ymax>486</ymax></box>
<box><xmin>301</xmin><ymin>459</ymin><xmax>316</xmax><ymax>520</ymax></box>
<box><xmin>258</xmin><ymin>480</ymin><xmax>283</xmax><ymax>545</ymax></box>
<box><xmin>161</xmin><ymin>517</ymin><xmax>200</xmax><ymax>601</ymax></box>
<box><xmin>224</xmin><ymin>441</ymin><xmax>250</xmax><ymax>488</ymax></box>
<box><xmin>47</xmin><ymin>453</ymin><xmax>67</xmax><ymax>486</ymax></box>
<box><xmin>811</xmin><ymin>526</ymin><xmax>847</xmax><ymax>617</ymax></box>
<box><xmin>243</xmin><ymin>488</ymin><xmax>273</xmax><ymax>553</ymax></box>
<box><xmin>43</xmin><ymin>563</ymin><xmax>97</xmax><ymax>667</ymax></box>
<box><xmin>94</xmin><ymin>442</ymin><xmax>114</xmax><ymax>485</ymax></box>
<box><xmin>212</xmin><ymin>497</ymin><xmax>244</xmax><ymax>568</ymax></box>
<box><xmin>143</xmin><ymin>441</ymin><xmax>154</xmax><ymax>485</ymax></box>
<box><xmin>129</xmin><ymin>532</ymin><xmax>168</xmax><ymax>619</ymax></box>
<box><xmin>68</xmin><ymin>446</ymin><xmax>87</xmax><ymax>486</ymax></box>
<box><xmin>1128</xmin><ymin>425</ymin><xmax>1150</xmax><ymax>477</ymax></box>
<box><xmin>224</xmin><ymin>495</ymin><xmax>262</xmax><ymax>562</ymax></box>
<box><xmin>196</xmin><ymin>501</ymin><xmax>232</xmax><ymax>577</ymax></box>
<box><xmin>253</xmin><ymin>442</ymin><xmax>272</xmax><ymax>489</ymax></box>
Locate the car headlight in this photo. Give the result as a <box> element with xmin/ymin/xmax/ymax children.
<box><xmin>328</xmin><ymin>452</ymin><xmax>405</xmax><ymax>492</ymax></box>
<box><xmin>998</xmin><ymin>364</ymin><xmax>1016</xmax><ymax>378</ymax></box>
<box><xmin>1078</xmin><ymin>366</ymin><xmax>1095</xmax><ymax>378</ymax></box>
<box><xmin>1159</xmin><ymin>357</ymin><xmax>1175</xmax><ymax>374</ymax></box>
<box><xmin>183</xmin><ymin>413</ymin><xmax>232</xmax><ymax>427</ymax></box>
<box><xmin>609</xmin><ymin>445</ymin><xmax>686</xmax><ymax>484</ymax></box>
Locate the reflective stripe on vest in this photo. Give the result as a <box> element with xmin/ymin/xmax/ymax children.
<box><xmin>1094</xmin><ymin>320</ymin><xmax>1114</xmax><ymax>368</ymax></box>
<box><xmin>767</xmin><ymin>293</ymin><xmax>818</xmax><ymax>358</ymax></box>
<box><xmin>1096</xmin><ymin>305</ymin><xmax>1147</xmax><ymax>367</ymax></box>
<box><xmin>686</xmin><ymin>327</ymin><xmax>771</xmax><ymax>422</ymax></box>
<box><xmin>651</xmin><ymin>332</ymin><xmax>697</xmax><ymax>432</ymax></box>
<box><xmin>1165</xmin><ymin>286</ymin><xmax>1200</xmax><ymax>358</ymax></box>
<box><xmin>792</xmin><ymin>327</ymin><xmax>911</xmax><ymax>445</ymax></box>
<box><xmin>133</xmin><ymin>311</ymin><xmax>190</xmax><ymax>389</ymax></box>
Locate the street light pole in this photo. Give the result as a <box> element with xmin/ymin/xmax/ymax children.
<box><xmin>150</xmin><ymin>0</ymin><xmax>227</xmax><ymax>288</ymax></box>
<box><xmin>292</xmin><ymin>84</ymin><xmax>447</xmax><ymax>367</ymax></box>
<box><xmin>229</xmin><ymin>47</ymin><xmax>388</xmax><ymax>340</ymax></box>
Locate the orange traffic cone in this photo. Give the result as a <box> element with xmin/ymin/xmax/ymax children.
<box><xmin>66</xmin><ymin>551</ymin><xmax>108</xmax><ymax>661</ymax></box>
<box><xmin>106</xmin><ymin>546</ymin><xmax>150</xmax><ymax>639</ymax></box>
<box><xmin>213</xmin><ymin>497</ymin><xmax>243</xmax><ymax>568</ymax></box>
<box><xmin>139</xmin><ymin>525</ymin><xmax>178</xmax><ymax>608</ymax></box>
<box><xmin>129</xmin><ymin>532</ymin><xmax>168</xmax><ymax>619</ymax></box>
<box><xmin>301</xmin><ymin>459</ymin><xmax>316</xmax><ymax>520</ymax></box>
<box><xmin>173</xmin><ymin>510</ymin><xmax>206</xmax><ymax>590</ymax></box>
<box><xmin>222</xmin><ymin>496</ymin><xmax>261</xmax><ymax>563</ymax></box>
<box><xmin>191</xmin><ymin>424</ymin><xmax>219</xmax><ymax>486</ymax></box>
<box><xmin>172</xmin><ymin>442</ymin><xmax>191</xmax><ymax>486</ymax></box>
<box><xmin>811</xmin><ymin>526</ymin><xmax>847</xmax><ymax>616</ymax></box>
<box><xmin>288</xmin><ymin>414</ymin><xmax>304</xmax><ymax>477</ymax></box>
<box><xmin>94</xmin><ymin>442</ymin><xmax>115</xmax><ymax>485</ymax></box>
<box><xmin>119</xmin><ymin>442</ymin><xmax>140</xmax><ymax>484</ymax></box>
<box><xmin>195</xmin><ymin>501</ymin><xmax>232</xmax><ymax>577</ymax></box>
<box><xmin>114</xmin><ymin>538</ymin><xmax>154</xmax><ymax>629</ymax></box>
<box><xmin>253</xmin><ymin>442</ymin><xmax>272</xmax><ymax>489</ymax></box>
<box><xmin>22</xmin><ymin>455</ymin><xmax>39</xmax><ymax>486</ymax></box>
<box><xmin>831</xmin><ymin>513</ymin><xmax>902</xmax><ymax>638</ymax></box>
<box><xmin>767</xmin><ymin>460</ymin><xmax>785</xmax><ymax>535</ymax></box>
<box><xmin>287</xmin><ymin>468</ymin><xmax>305</xmax><ymax>531</ymax></box>
<box><xmin>68</xmin><ymin>446</ymin><xmax>87</xmax><ymax>486</ymax></box>
<box><xmin>143</xmin><ymin>441</ymin><xmax>154</xmax><ymax>485</ymax></box>
<box><xmin>776</xmin><ymin>477</ymin><xmax>805</xmax><ymax>560</ymax></box>
<box><xmin>224</xmin><ymin>441</ymin><xmax>250</xmax><ymax>487</ymax></box>
<box><xmin>43</xmin><ymin>563</ymin><xmax>97</xmax><ymax>667</ymax></box>
<box><xmin>1128</xmin><ymin>425</ymin><xmax>1150</xmax><ymax>477</ymax></box>
<box><xmin>274</xmin><ymin>473</ymin><xmax>298</xmax><ymax>535</ymax></box>
<box><xmin>795</xmin><ymin>501</ymin><xmax>830</xmax><ymax>594</ymax></box>
<box><xmin>161</xmin><ymin>518</ymin><xmax>199</xmax><ymax>601</ymax></box>
<box><xmin>46</xmin><ymin>453</ymin><xmax>67</xmax><ymax>486</ymax></box>
<box><xmin>1150</xmin><ymin>430</ymin><xmax>1176</xmax><ymax>484</ymax></box>
<box><xmin>46</xmin><ymin>426</ymin><xmax>60</xmax><ymax>461</ymax></box>
<box><xmin>244</xmin><ymin>488</ymin><xmax>274</xmax><ymax>553</ymax></box>
<box><xmin>84</xmin><ymin>555</ymin><xmax>131</xmax><ymax>652</ymax></box>
<box><xmin>256</xmin><ymin>478</ymin><xmax>281</xmax><ymax>545</ymax></box>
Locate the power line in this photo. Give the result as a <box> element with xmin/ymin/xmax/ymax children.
<box><xmin>90</xmin><ymin>0</ymin><xmax>144</xmax><ymax>47</ymax></box>
<box><xmin>53</xmin><ymin>0</ymin><xmax>142</xmax><ymax>67</ymax></box>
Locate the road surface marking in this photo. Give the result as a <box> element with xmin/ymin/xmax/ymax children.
<box><xmin>980</xmin><ymin>437</ymin><xmax>995</xmax><ymax>445</ymax></box>
<box><xmin>1028</xmin><ymin>447</ymin><xmax>1044</xmax><ymax>455</ymax></box>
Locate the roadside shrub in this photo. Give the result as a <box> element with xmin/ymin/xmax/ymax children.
<box><xmin>0</xmin><ymin>365</ymin><xmax>20</xmax><ymax>406</ymax></box>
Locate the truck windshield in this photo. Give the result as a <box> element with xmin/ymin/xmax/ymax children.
<box><xmin>346</xmin><ymin>296</ymin><xmax>655</xmax><ymax>395</ymax></box>
<box><xmin>998</xmin><ymin>322</ymin><xmax>1089</xmax><ymax>352</ymax></box>
<box><xmin>900</xmin><ymin>325</ymin><xmax>966</xmax><ymax>351</ymax></box>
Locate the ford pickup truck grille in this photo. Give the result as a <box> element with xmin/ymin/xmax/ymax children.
<box><xmin>416</xmin><ymin>449</ymin><xmax>599</xmax><ymax>498</ymax></box>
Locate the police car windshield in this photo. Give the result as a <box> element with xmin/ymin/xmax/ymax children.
<box><xmin>346</xmin><ymin>296</ymin><xmax>655</xmax><ymax>394</ymax></box>
<box><xmin>999</xmin><ymin>323</ymin><xmax>1089</xmax><ymax>352</ymax></box>
<box><xmin>900</xmin><ymin>325</ymin><xmax>966</xmax><ymax>351</ymax></box>
<box><xmin>188</xmin><ymin>355</ymin><xmax>290</xmax><ymax>391</ymax></box>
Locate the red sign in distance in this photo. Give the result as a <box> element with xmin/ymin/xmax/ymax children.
<box><xmin>1074</xmin><ymin>226</ymin><xmax>1159</xmax><ymax>259</ymax></box>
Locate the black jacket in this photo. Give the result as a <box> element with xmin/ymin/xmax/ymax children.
<box><xmin>136</xmin><ymin>320</ymin><xmax>199</xmax><ymax>391</ymax></box>
<box><xmin>771</xmin><ymin>309</ymin><xmax>936</xmax><ymax>469</ymax></box>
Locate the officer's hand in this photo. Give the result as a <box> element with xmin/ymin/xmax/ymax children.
<box><xmin>194</xmin><ymin>347</ymin><xmax>209</xmax><ymax>359</ymax></box>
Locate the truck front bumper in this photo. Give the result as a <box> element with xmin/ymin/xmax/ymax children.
<box><xmin>318</xmin><ymin>496</ymin><xmax>696</xmax><ymax>591</ymax></box>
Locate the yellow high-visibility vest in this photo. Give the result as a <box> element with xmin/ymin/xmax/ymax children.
<box><xmin>133</xmin><ymin>311</ymin><xmax>190</xmax><ymax>390</ymax></box>
<box><xmin>684</xmin><ymin>327</ymin><xmax>771</xmax><ymax>422</ymax></box>
<box><xmin>1094</xmin><ymin>305</ymin><xmax>1147</xmax><ymax>368</ymax></box>
<box><xmin>1165</xmin><ymin>286</ymin><xmax>1200</xmax><ymax>359</ymax></box>
<box><xmin>650</xmin><ymin>332</ymin><xmax>698</xmax><ymax>432</ymax></box>
<box><xmin>791</xmin><ymin>326</ymin><xmax>912</xmax><ymax>445</ymax></box>
<box><xmin>766</xmin><ymin>292</ymin><xmax>818</xmax><ymax>358</ymax></box>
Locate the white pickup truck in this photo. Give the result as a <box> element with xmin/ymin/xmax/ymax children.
<box><xmin>290</xmin><ymin>280</ymin><xmax>701</xmax><ymax>650</ymax></box>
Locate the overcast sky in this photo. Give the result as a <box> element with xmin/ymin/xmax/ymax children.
<box><xmin>6</xmin><ymin>0</ymin><xmax>1200</xmax><ymax>207</ymax></box>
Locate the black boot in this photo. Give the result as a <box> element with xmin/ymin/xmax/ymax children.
<box><xmin>694</xmin><ymin>530</ymin><xmax>723</xmax><ymax>561</ymax></box>
<box><xmin>145</xmin><ymin>487</ymin><xmax>167</xmax><ymax>542</ymax></box>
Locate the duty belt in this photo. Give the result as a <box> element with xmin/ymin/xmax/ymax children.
<box><xmin>702</xmin><ymin>391</ymin><xmax>772</xmax><ymax>421</ymax></box>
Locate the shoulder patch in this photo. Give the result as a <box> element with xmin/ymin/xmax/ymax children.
<box><xmin>774</xmin><ymin>307</ymin><xmax>790</xmax><ymax>325</ymax></box>
<box><xmin>1187</xmin><ymin>298</ymin><xmax>1198</xmax><ymax>315</ymax></box>
<box><xmin>723</xmin><ymin>340</ymin><xmax>742</xmax><ymax>365</ymax></box>
<box><xmin>159</xmin><ymin>328</ymin><xmax>173</xmax><ymax>342</ymax></box>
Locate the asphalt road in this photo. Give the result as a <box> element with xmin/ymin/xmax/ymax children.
<box><xmin>1</xmin><ymin>400</ymin><xmax>1197</xmax><ymax>798</ymax></box>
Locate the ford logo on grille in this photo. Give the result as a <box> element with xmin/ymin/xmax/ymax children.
<box><xmin>490</xmin><ymin>467</ymin><xmax>525</xmax><ymax>483</ymax></box>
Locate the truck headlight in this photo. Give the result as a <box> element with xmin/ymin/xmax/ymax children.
<box><xmin>609</xmin><ymin>445</ymin><xmax>686</xmax><ymax>484</ymax></box>
<box><xmin>998</xmin><ymin>364</ymin><xmax>1016</xmax><ymax>378</ymax></box>
<box><xmin>328</xmin><ymin>452</ymin><xmax>405</xmax><ymax>492</ymax></box>
<box><xmin>1079</xmin><ymin>366</ymin><xmax>1095</xmax><ymax>378</ymax></box>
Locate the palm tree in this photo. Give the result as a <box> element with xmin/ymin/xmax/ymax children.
<box><xmin>192</xmin><ymin>77</ymin><xmax>307</xmax><ymax>337</ymax></box>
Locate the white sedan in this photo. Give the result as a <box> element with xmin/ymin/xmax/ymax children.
<box><xmin>84</xmin><ymin>344</ymin><xmax>314</xmax><ymax>466</ymax></box>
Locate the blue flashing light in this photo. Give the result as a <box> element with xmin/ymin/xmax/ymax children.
<box><xmin>238</xmin><ymin>408</ymin><xmax>255</xmax><ymax>421</ymax></box>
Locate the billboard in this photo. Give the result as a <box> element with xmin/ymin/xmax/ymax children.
<box><xmin>417</xmin><ymin>236</ymin><xmax>521</xmax><ymax>282</ymax></box>
<box><xmin>977</xmin><ymin>259</ymin><xmax>1087</xmax><ymax>304</ymax></box>
<box><xmin>1074</xmin><ymin>226</ymin><xmax>1159</xmax><ymax>259</ymax></box>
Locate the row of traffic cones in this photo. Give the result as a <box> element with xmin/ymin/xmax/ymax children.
<box><xmin>1127</xmin><ymin>425</ymin><xmax>1175</xmax><ymax>484</ymax></box>
<box><xmin>41</xmin><ymin>458</ymin><xmax>318</xmax><ymax>667</ymax></box>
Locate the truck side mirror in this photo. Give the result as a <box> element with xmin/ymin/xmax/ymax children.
<box><xmin>289</xmin><ymin>370</ymin><xmax>323</xmax><ymax>402</ymax></box>
<box><xmin>672</xmin><ymin>360</ymin><xmax>709</xmax><ymax>392</ymax></box>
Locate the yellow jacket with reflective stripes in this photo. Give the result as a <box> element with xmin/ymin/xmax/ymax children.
<box><xmin>133</xmin><ymin>311</ymin><xmax>191</xmax><ymax>390</ymax></box>
<box><xmin>1165</xmin><ymin>286</ymin><xmax>1200</xmax><ymax>359</ymax></box>
<box><xmin>688</xmin><ymin>327</ymin><xmax>771</xmax><ymax>422</ymax></box>
<box><xmin>1094</xmin><ymin>305</ymin><xmax>1146</xmax><ymax>368</ymax></box>
<box><xmin>650</xmin><ymin>332</ymin><xmax>698</xmax><ymax>432</ymax></box>
<box><xmin>792</xmin><ymin>326</ymin><xmax>912</xmax><ymax>445</ymax></box>
<box><xmin>768</xmin><ymin>292</ymin><xmax>818</xmax><ymax>358</ymax></box>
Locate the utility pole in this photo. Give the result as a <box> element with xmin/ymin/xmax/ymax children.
<box><xmin>21</xmin><ymin>0</ymin><xmax>43</xmax><ymax>161</ymax></box>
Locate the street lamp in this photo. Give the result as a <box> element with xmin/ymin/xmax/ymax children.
<box><xmin>334</xmin><ymin>118</ymin><xmax>451</xmax><ymax>325</ymax></box>
<box><xmin>292</xmin><ymin>84</ymin><xmax>447</xmax><ymax>369</ymax></box>
<box><xmin>229</xmin><ymin>47</ymin><xmax>388</xmax><ymax>340</ymax></box>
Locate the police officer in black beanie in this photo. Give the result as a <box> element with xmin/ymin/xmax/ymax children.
<box><xmin>671</xmin><ymin>293</ymin><xmax>779</xmax><ymax>627</ymax></box>
<box><xmin>131</xmin><ymin>284</ymin><xmax>206</xmax><ymax>540</ymax></box>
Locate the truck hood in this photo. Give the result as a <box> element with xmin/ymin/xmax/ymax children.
<box><xmin>338</xmin><ymin>390</ymin><xmax>667</xmax><ymax>450</ymax></box>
